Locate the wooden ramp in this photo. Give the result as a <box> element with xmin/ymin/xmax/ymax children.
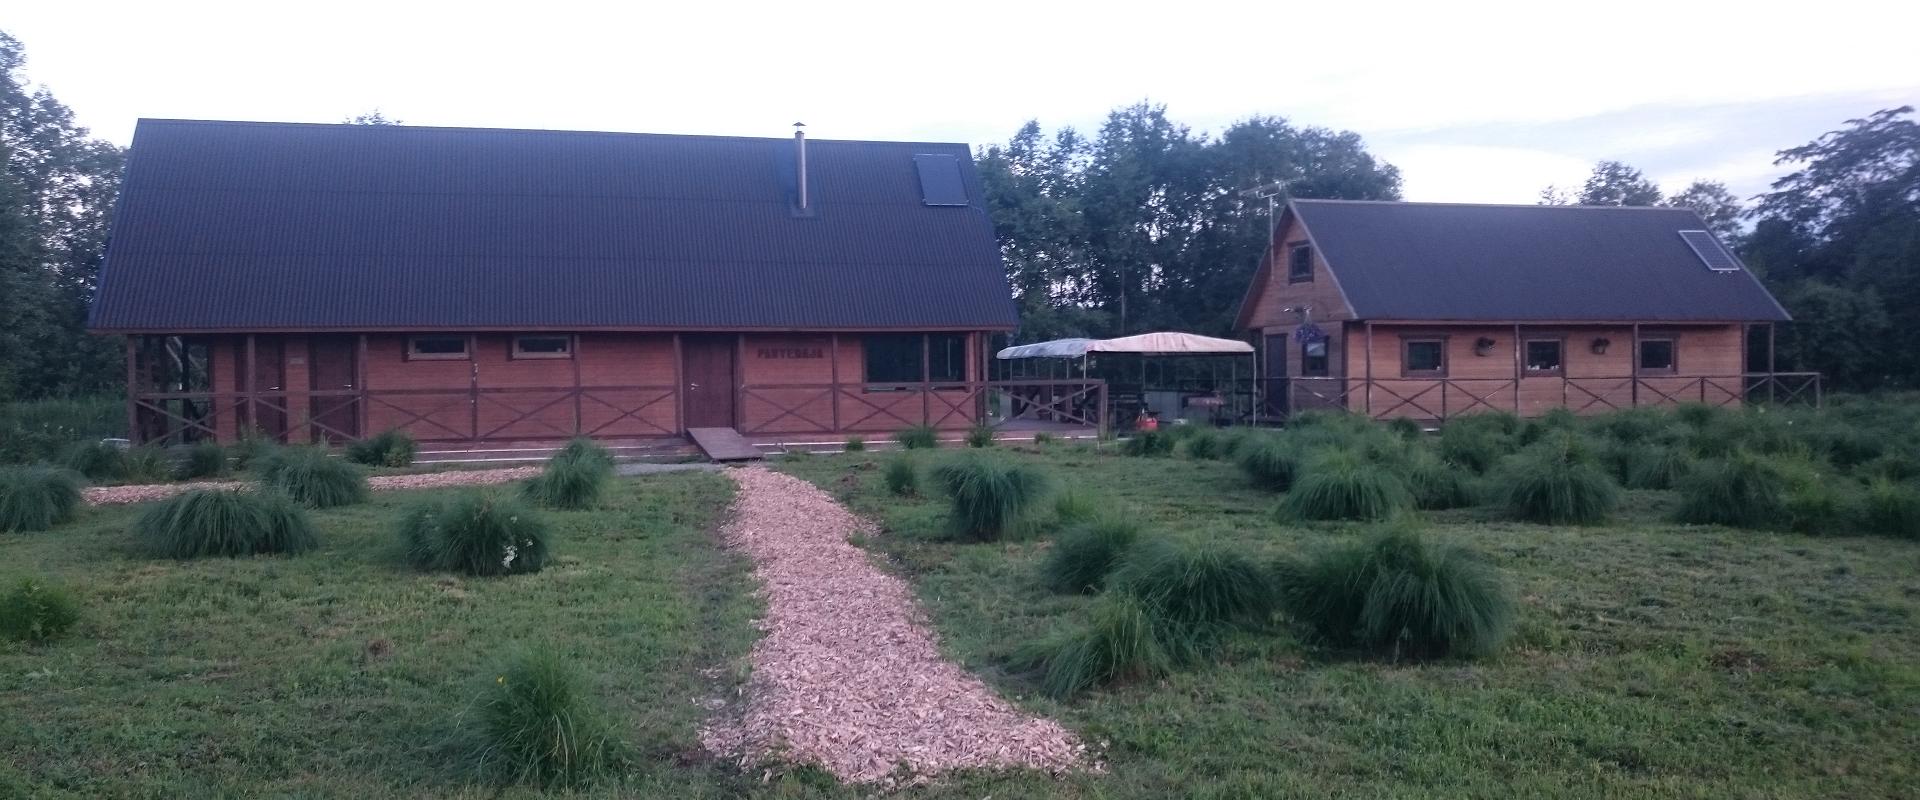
<box><xmin>687</xmin><ymin>427</ymin><xmax>764</xmax><ymax>462</ymax></box>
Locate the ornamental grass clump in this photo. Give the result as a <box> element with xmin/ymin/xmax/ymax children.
<box><xmin>1043</xmin><ymin>518</ymin><xmax>1143</xmax><ymax>594</ymax></box>
<box><xmin>119</xmin><ymin>446</ymin><xmax>173</xmax><ymax>484</ymax></box>
<box><xmin>1858</xmin><ymin>479</ymin><xmax>1920</xmax><ymax>539</ymax></box>
<box><xmin>1111</xmin><ymin>537</ymin><xmax>1274</xmax><ymax>628</ymax></box>
<box><xmin>403</xmin><ymin>492</ymin><xmax>550</xmax><ymax>576</ymax></box>
<box><xmin>1274</xmin><ymin>527</ymin><xmax>1514</xmax><ymax>660</ymax></box>
<box><xmin>0</xmin><ymin>577</ymin><xmax>81</xmax><ymax>643</ymax></box>
<box><xmin>1121</xmin><ymin>430</ymin><xmax>1175</xmax><ymax>457</ymax></box>
<box><xmin>471</xmin><ymin>647</ymin><xmax>627</xmax><ymax>788</ymax></box>
<box><xmin>59</xmin><ymin>439</ymin><xmax>124</xmax><ymax>481</ymax></box>
<box><xmin>521</xmin><ymin>441</ymin><xmax>614</xmax><ymax>511</ymax></box>
<box><xmin>345</xmin><ymin>429</ymin><xmax>418</xmax><ymax>467</ymax></box>
<box><xmin>882</xmin><ymin>456</ymin><xmax>919</xmax><ymax>496</ymax></box>
<box><xmin>1277</xmin><ymin>449</ymin><xmax>1413</xmax><ymax>522</ymax></box>
<box><xmin>1673</xmin><ymin>452</ymin><xmax>1788</xmax><ymax>529</ymax></box>
<box><xmin>1403</xmin><ymin>450</ymin><xmax>1475</xmax><ymax>510</ymax></box>
<box><xmin>965</xmin><ymin>424</ymin><xmax>997</xmax><ymax>448</ymax></box>
<box><xmin>1437</xmin><ymin>423</ymin><xmax>1513</xmax><ymax>474</ymax></box>
<box><xmin>932</xmin><ymin>453</ymin><xmax>1050</xmax><ymax>542</ymax></box>
<box><xmin>1235</xmin><ymin>436</ymin><xmax>1300</xmax><ymax>492</ymax></box>
<box><xmin>176</xmin><ymin>441</ymin><xmax>229</xmax><ymax>480</ymax></box>
<box><xmin>1497</xmin><ymin>433</ymin><xmax>1619</xmax><ymax>525</ymax></box>
<box><xmin>1619</xmin><ymin>444</ymin><xmax>1695</xmax><ymax>490</ymax></box>
<box><xmin>842</xmin><ymin>436</ymin><xmax>865</xmax><ymax>452</ymax></box>
<box><xmin>1182</xmin><ymin>429</ymin><xmax>1224</xmax><ymax>460</ymax></box>
<box><xmin>137</xmin><ymin>489</ymin><xmax>318</xmax><ymax>559</ymax></box>
<box><xmin>0</xmin><ymin>465</ymin><xmax>84</xmax><ymax>533</ymax></box>
<box><xmin>895</xmin><ymin>425</ymin><xmax>938</xmax><ymax>450</ymax></box>
<box><xmin>1022</xmin><ymin>593</ymin><xmax>1173</xmax><ymax>700</ymax></box>
<box><xmin>260</xmin><ymin>446</ymin><xmax>368</xmax><ymax>508</ymax></box>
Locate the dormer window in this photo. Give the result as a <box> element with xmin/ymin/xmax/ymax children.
<box><xmin>1287</xmin><ymin>244</ymin><xmax>1313</xmax><ymax>283</ymax></box>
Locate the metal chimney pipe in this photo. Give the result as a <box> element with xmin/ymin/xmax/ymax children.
<box><xmin>793</xmin><ymin>122</ymin><xmax>808</xmax><ymax>212</ymax></box>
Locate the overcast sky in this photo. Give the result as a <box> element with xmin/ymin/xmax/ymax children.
<box><xmin>8</xmin><ymin>1</ymin><xmax>1917</xmax><ymax>203</ymax></box>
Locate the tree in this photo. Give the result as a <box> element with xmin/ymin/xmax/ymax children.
<box><xmin>1663</xmin><ymin>180</ymin><xmax>1744</xmax><ymax>242</ymax></box>
<box><xmin>1773</xmin><ymin>281</ymin><xmax>1891</xmax><ymax>388</ymax></box>
<box><xmin>1576</xmin><ymin>160</ymin><xmax>1663</xmax><ymax>206</ymax></box>
<box><xmin>343</xmin><ymin>109</ymin><xmax>402</xmax><ymax>125</ymax></box>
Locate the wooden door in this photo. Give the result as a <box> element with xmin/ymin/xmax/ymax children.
<box><xmin>1264</xmin><ymin>333</ymin><xmax>1289</xmax><ymax>417</ymax></box>
<box><xmin>308</xmin><ymin>336</ymin><xmax>361</xmax><ymax>443</ymax></box>
<box><xmin>680</xmin><ymin>335</ymin><xmax>736</xmax><ymax>429</ymax></box>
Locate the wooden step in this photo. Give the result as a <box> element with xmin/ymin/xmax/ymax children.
<box><xmin>687</xmin><ymin>427</ymin><xmax>764</xmax><ymax>462</ymax></box>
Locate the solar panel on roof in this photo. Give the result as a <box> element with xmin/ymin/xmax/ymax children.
<box><xmin>913</xmin><ymin>154</ymin><xmax>968</xmax><ymax>206</ymax></box>
<box><xmin>1678</xmin><ymin>230</ymin><xmax>1743</xmax><ymax>272</ymax></box>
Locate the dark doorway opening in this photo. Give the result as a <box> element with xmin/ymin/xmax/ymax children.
<box><xmin>681</xmin><ymin>335</ymin><xmax>737</xmax><ymax>430</ymax></box>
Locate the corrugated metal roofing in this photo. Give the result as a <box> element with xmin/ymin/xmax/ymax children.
<box><xmin>1287</xmin><ymin>199</ymin><xmax>1790</xmax><ymax>322</ymax></box>
<box><xmin>89</xmin><ymin>120</ymin><xmax>1019</xmax><ymax>331</ymax></box>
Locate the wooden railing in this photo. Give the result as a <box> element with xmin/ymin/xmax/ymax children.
<box><xmin>1260</xmin><ymin>372</ymin><xmax>1822</xmax><ymax>423</ymax></box>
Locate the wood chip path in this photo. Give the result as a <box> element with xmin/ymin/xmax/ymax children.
<box><xmin>81</xmin><ymin>466</ymin><xmax>544</xmax><ymax>505</ymax></box>
<box><xmin>701</xmin><ymin>465</ymin><xmax>1087</xmax><ymax>785</ymax></box>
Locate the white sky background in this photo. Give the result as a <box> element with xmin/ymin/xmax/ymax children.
<box><xmin>7</xmin><ymin>0</ymin><xmax>1918</xmax><ymax>203</ymax></box>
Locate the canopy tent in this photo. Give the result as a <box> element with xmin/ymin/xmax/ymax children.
<box><xmin>995</xmin><ymin>332</ymin><xmax>1253</xmax><ymax>359</ymax></box>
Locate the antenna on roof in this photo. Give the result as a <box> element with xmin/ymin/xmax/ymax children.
<box><xmin>793</xmin><ymin>122</ymin><xmax>809</xmax><ymax>214</ymax></box>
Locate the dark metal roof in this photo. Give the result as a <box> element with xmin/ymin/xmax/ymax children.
<box><xmin>89</xmin><ymin>119</ymin><xmax>1019</xmax><ymax>331</ymax></box>
<box><xmin>1288</xmin><ymin>199</ymin><xmax>1790</xmax><ymax>322</ymax></box>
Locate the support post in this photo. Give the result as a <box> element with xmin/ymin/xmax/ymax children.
<box><xmin>921</xmin><ymin>333</ymin><xmax>932</xmax><ymax>427</ymax></box>
<box><xmin>245</xmin><ymin>334</ymin><xmax>259</xmax><ymax>439</ymax></box>
<box><xmin>125</xmin><ymin>336</ymin><xmax>140</xmax><ymax>445</ymax></box>
<box><xmin>570</xmin><ymin>333</ymin><xmax>583</xmax><ymax>435</ymax></box>
<box><xmin>468</xmin><ymin>334</ymin><xmax>480</xmax><ymax>442</ymax></box>
<box><xmin>1767</xmin><ymin>322</ymin><xmax>1778</xmax><ymax>404</ymax></box>
<box><xmin>829</xmin><ymin>333</ymin><xmax>841</xmax><ymax>432</ymax></box>
<box><xmin>1630</xmin><ymin>323</ymin><xmax>1641</xmax><ymax>408</ymax></box>
<box><xmin>672</xmin><ymin>334</ymin><xmax>684</xmax><ymax>434</ymax></box>
<box><xmin>734</xmin><ymin>334</ymin><xmax>746</xmax><ymax>429</ymax></box>
<box><xmin>1512</xmin><ymin>323</ymin><xmax>1522</xmax><ymax>415</ymax></box>
<box><xmin>1363</xmin><ymin>322</ymin><xmax>1374</xmax><ymax>418</ymax></box>
<box><xmin>356</xmin><ymin>334</ymin><xmax>369</xmax><ymax>439</ymax></box>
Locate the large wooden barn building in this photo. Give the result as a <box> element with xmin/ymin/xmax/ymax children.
<box><xmin>88</xmin><ymin>120</ymin><xmax>1066</xmax><ymax>453</ymax></box>
<box><xmin>1238</xmin><ymin>199</ymin><xmax>1813</xmax><ymax>420</ymax></box>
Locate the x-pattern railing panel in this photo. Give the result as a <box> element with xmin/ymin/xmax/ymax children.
<box><xmin>740</xmin><ymin>386</ymin><xmax>835</xmax><ymax>434</ymax></box>
<box><xmin>999</xmin><ymin>383</ymin><xmax>1102</xmax><ymax>429</ymax></box>
<box><xmin>579</xmin><ymin>388</ymin><xmax>676</xmax><ymax>437</ymax></box>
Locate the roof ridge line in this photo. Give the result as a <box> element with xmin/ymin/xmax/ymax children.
<box><xmin>1292</xmin><ymin>198</ymin><xmax>1694</xmax><ymax>211</ymax></box>
<box><xmin>132</xmin><ymin>118</ymin><xmax>974</xmax><ymax>149</ymax></box>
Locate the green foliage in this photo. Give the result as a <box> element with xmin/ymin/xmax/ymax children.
<box><xmin>1032</xmin><ymin>432</ymin><xmax>1055</xmax><ymax>446</ymax></box>
<box><xmin>1385</xmin><ymin>416</ymin><xmax>1423</xmax><ymax>440</ymax></box>
<box><xmin>59</xmin><ymin>440</ymin><xmax>123</xmax><ymax>481</ymax></box>
<box><xmin>1235</xmin><ymin>436</ymin><xmax>1300</xmax><ymax>491</ymax></box>
<box><xmin>1619</xmin><ymin>444</ymin><xmax>1695</xmax><ymax>490</ymax></box>
<box><xmin>1403</xmin><ymin>451</ymin><xmax>1475</xmax><ymax>510</ymax></box>
<box><xmin>965</xmin><ymin>424</ymin><xmax>997</xmax><ymax>448</ymax></box>
<box><xmin>1023</xmin><ymin>593</ymin><xmax>1173</xmax><ymax>700</ymax></box>
<box><xmin>1277</xmin><ymin>449</ymin><xmax>1413</xmax><ymax>522</ymax></box>
<box><xmin>895</xmin><ymin>425</ymin><xmax>938</xmax><ymax>450</ymax></box>
<box><xmin>260</xmin><ymin>447</ymin><xmax>368</xmax><ymax>508</ymax></box>
<box><xmin>136</xmin><ymin>489</ymin><xmax>318</xmax><ymax>559</ymax></box>
<box><xmin>0</xmin><ymin>577</ymin><xmax>80</xmax><ymax>643</ymax></box>
<box><xmin>1858</xmin><ymin>479</ymin><xmax>1920</xmax><ymax>539</ymax></box>
<box><xmin>345</xmin><ymin>429</ymin><xmax>417</xmax><ymax>467</ymax></box>
<box><xmin>0</xmin><ymin>465</ymin><xmax>83</xmax><ymax>532</ymax></box>
<box><xmin>1121</xmin><ymin>430</ymin><xmax>1175</xmax><ymax>457</ymax></box>
<box><xmin>1274</xmin><ymin>528</ymin><xmax>1514</xmax><ymax>660</ymax></box>
<box><xmin>1112</xmin><ymin>538</ymin><xmax>1274</xmax><ymax>627</ymax></box>
<box><xmin>119</xmin><ymin>446</ymin><xmax>172</xmax><ymax>484</ymax></box>
<box><xmin>402</xmin><ymin>492</ymin><xmax>551</xmax><ymax>577</ymax></box>
<box><xmin>1674</xmin><ymin>452</ymin><xmax>1789</xmax><ymax>529</ymax></box>
<box><xmin>1050</xmin><ymin>489</ymin><xmax>1100</xmax><ymax>526</ymax></box>
<box><xmin>0</xmin><ymin>397</ymin><xmax>122</xmax><ymax>464</ymax></box>
<box><xmin>471</xmin><ymin>647</ymin><xmax>626</xmax><ymax>787</ymax></box>
<box><xmin>176</xmin><ymin>441</ymin><xmax>228</xmax><ymax>480</ymax></box>
<box><xmin>229</xmin><ymin>432</ymin><xmax>280</xmax><ymax>472</ymax></box>
<box><xmin>1783</xmin><ymin>477</ymin><xmax>1852</xmax><ymax>535</ymax></box>
<box><xmin>1590</xmin><ymin>408</ymin><xmax>1680</xmax><ymax>445</ymax></box>
<box><xmin>1437</xmin><ymin>423</ymin><xmax>1513</xmax><ymax>474</ymax></box>
<box><xmin>1182</xmin><ymin>429</ymin><xmax>1224</xmax><ymax>460</ymax></box>
<box><xmin>1043</xmin><ymin>518</ymin><xmax>1143</xmax><ymax>594</ymax></box>
<box><xmin>931</xmin><ymin>453</ymin><xmax>1050</xmax><ymax>541</ymax></box>
<box><xmin>1497</xmin><ymin>433</ymin><xmax>1619</xmax><ymax>525</ymax></box>
<box><xmin>842</xmin><ymin>436</ymin><xmax>865</xmax><ymax>453</ymax></box>
<box><xmin>521</xmin><ymin>440</ymin><xmax>615</xmax><ymax>511</ymax></box>
<box><xmin>882</xmin><ymin>456</ymin><xmax>919</xmax><ymax>497</ymax></box>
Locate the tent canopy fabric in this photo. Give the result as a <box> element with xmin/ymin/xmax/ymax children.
<box><xmin>996</xmin><ymin>331</ymin><xmax>1254</xmax><ymax>359</ymax></box>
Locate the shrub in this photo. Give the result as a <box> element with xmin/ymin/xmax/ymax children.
<box><xmin>176</xmin><ymin>441</ymin><xmax>229</xmax><ymax>480</ymax></box>
<box><xmin>472</xmin><ymin>647</ymin><xmax>626</xmax><ymax>787</ymax></box>
<box><xmin>1032</xmin><ymin>432</ymin><xmax>1055</xmax><ymax>446</ymax></box>
<box><xmin>842</xmin><ymin>436</ymin><xmax>865</xmax><ymax>453</ymax></box>
<box><xmin>965</xmin><ymin>423</ymin><xmax>997</xmax><ymax>448</ymax></box>
<box><xmin>1051</xmin><ymin>489</ymin><xmax>1100</xmax><ymax>525</ymax></box>
<box><xmin>1591</xmin><ymin>408</ymin><xmax>1678</xmax><ymax>445</ymax></box>
<box><xmin>137</xmin><ymin>489</ymin><xmax>318</xmax><ymax>558</ymax></box>
<box><xmin>1277</xmin><ymin>449</ymin><xmax>1413</xmax><ymax>522</ymax></box>
<box><xmin>1274</xmin><ymin>527</ymin><xmax>1514</xmax><ymax>660</ymax></box>
<box><xmin>1498</xmin><ymin>434</ymin><xmax>1619</xmax><ymax>525</ymax></box>
<box><xmin>1121</xmin><ymin>430</ymin><xmax>1175</xmax><ymax>457</ymax></box>
<box><xmin>0</xmin><ymin>577</ymin><xmax>81</xmax><ymax>643</ymax></box>
<box><xmin>260</xmin><ymin>447</ymin><xmax>368</xmax><ymax>508</ymax></box>
<box><xmin>229</xmin><ymin>432</ymin><xmax>280</xmax><ymax>471</ymax></box>
<box><xmin>0</xmin><ymin>466</ymin><xmax>84</xmax><ymax>533</ymax></box>
<box><xmin>1620</xmin><ymin>444</ymin><xmax>1694</xmax><ymax>490</ymax></box>
<box><xmin>403</xmin><ymin>492</ymin><xmax>550</xmax><ymax>576</ymax></box>
<box><xmin>1386</xmin><ymin>416</ymin><xmax>1424</xmax><ymax>440</ymax></box>
<box><xmin>1235</xmin><ymin>437</ymin><xmax>1300</xmax><ymax>492</ymax></box>
<box><xmin>1111</xmin><ymin>538</ymin><xmax>1274</xmax><ymax>627</ymax></box>
<box><xmin>1518</xmin><ymin>407</ymin><xmax>1579</xmax><ymax>446</ymax></box>
<box><xmin>1783</xmin><ymin>478</ymin><xmax>1852</xmax><ymax>535</ymax></box>
<box><xmin>1043</xmin><ymin>518</ymin><xmax>1143</xmax><ymax>594</ymax></box>
<box><xmin>0</xmin><ymin>395</ymin><xmax>122</xmax><ymax>464</ymax></box>
<box><xmin>521</xmin><ymin>443</ymin><xmax>615</xmax><ymax>511</ymax></box>
<box><xmin>895</xmin><ymin>425</ymin><xmax>938</xmax><ymax>450</ymax></box>
<box><xmin>1182</xmin><ymin>429</ymin><xmax>1224</xmax><ymax>460</ymax></box>
<box><xmin>882</xmin><ymin>456</ymin><xmax>919</xmax><ymax>496</ymax></box>
<box><xmin>120</xmin><ymin>446</ymin><xmax>173</xmax><ymax>483</ymax></box>
<box><xmin>1673</xmin><ymin>452</ymin><xmax>1788</xmax><ymax>529</ymax></box>
<box><xmin>1437</xmin><ymin>424</ymin><xmax>1512</xmax><ymax>474</ymax></box>
<box><xmin>345</xmin><ymin>429</ymin><xmax>418</xmax><ymax>467</ymax></box>
<box><xmin>1859</xmin><ymin>451</ymin><xmax>1920</xmax><ymax>482</ymax></box>
<box><xmin>1023</xmin><ymin>594</ymin><xmax>1172</xmax><ymax>699</ymax></box>
<box><xmin>931</xmin><ymin>453</ymin><xmax>1049</xmax><ymax>542</ymax></box>
<box><xmin>1675</xmin><ymin>402</ymin><xmax>1721</xmax><ymax>429</ymax></box>
<box><xmin>1858</xmin><ymin>480</ymin><xmax>1920</xmax><ymax>539</ymax></box>
<box><xmin>1404</xmin><ymin>451</ymin><xmax>1475</xmax><ymax>510</ymax></box>
<box><xmin>60</xmin><ymin>440</ymin><xmax>124</xmax><ymax>481</ymax></box>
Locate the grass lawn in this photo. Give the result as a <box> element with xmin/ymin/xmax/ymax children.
<box><xmin>0</xmin><ymin>473</ymin><xmax>781</xmax><ymax>799</ymax></box>
<box><xmin>777</xmin><ymin>444</ymin><xmax>1920</xmax><ymax>799</ymax></box>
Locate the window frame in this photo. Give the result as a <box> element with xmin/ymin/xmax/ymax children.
<box><xmin>1637</xmin><ymin>337</ymin><xmax>1678</xmax><ymax>375</ymax></box>
<box><xmin>1523</xmin><ymin>337</ymin><xmax>1565</xmax><ymax>377</ymax></box>
<box><xmin>1286</xmin><ymin>242</ymin><xmax>1314</xmax><ymax>284</ymax></box>
<box><xmin>862</xmin><ymin>333</ymin><xmax>967</xmax><ymax>387</ymax></box>
<box><xmin>406</xmin><ymin>335</ymin><xmax>471</xmax><ymax>361</ymax></box>
<box><xmin>1300</xmin><ymin>338</ymin><xmax>1330</xmax><ymax>377</ymax></box>
<box><xmin>1400</xmin><ymin>336</ymin><xmax>1448</xmax><ymax>378</ymax></box>
<box><xmin>510</xmin><ymin>334</ymin><xmax>574</xmax><ymax>360</ymax></box>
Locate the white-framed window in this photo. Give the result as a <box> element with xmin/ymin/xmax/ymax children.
<box><xmin>512</xmin><ymin>334</ymin><xmax>573</xmax><ymax>359</ymax></box>
<box><xmin>407</xmin><ymin>335</ymin><xmax>470</xmax><ymax>360</ymax></box>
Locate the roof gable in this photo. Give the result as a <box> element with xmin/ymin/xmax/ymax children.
<box><xmin>1285</xmin><ymin>200</ymin><xmax>1790</xmax><ymax>323</ymax></box>
<box><xmin>90</xmin><ymin>120</ymin><xmax>1018</xmax><ymax>331</ymax></box>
